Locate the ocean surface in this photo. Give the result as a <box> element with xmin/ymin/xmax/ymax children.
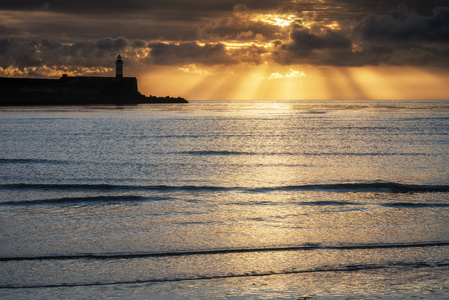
<box><xmin>1</xmin><ymin>100</ymin><xmax>449</xmax><ymax>299</ymax></box>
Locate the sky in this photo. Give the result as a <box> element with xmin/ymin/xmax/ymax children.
<box><xmin>0</xmin><ymin>0</ymin><xmax>449</xmax><ymax>100</ymax></box>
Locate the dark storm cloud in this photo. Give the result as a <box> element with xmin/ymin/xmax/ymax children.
<box><xmin>0</xmin><ymin>0</ymin><xmax>291</xmax><ymax>18</ymax></box>
<box><xmin>0</xmin><ymin>39</ymin><xmax>41</xmax><ymax>69</ymax></box>
<box><xmin>324</xmin><ymin>0</ymin><xmax>449</xmax><ymax>17</ymax></box>
<box><xmin>196</xmin><ymin>15</ymin><xmax>283</xmax><ymax>42</ymax></box>
<box><xmin>288</xmin><ymin>25</ymin><xmax>352</xmax><ymax>51</ymax></box>
<box><xmin>132</xmin><ymin>40</ymin><xmax>147</xmax><ymax>48</ymax></box>
<box><xmin>0</xmin><ymin>38</ymin><xmax>12</xmax><ymax>54</ymax></box>
<box><xmin>0</xmin><ymin>1</ymin><xmax>289</xmax><ymax>42</ymax></box>
<box><xmin>39</xmin><ymin>37</ymin><xmax>128</xmax><ymax>62</ymax></box>
<box><xmin>95</xmin><ymin>37</ymin><xmax>128</xmax><ymax>51</ymax></box>
<box><xmin>0</xmin><ymin>23</ymin><xmax>12</xmax><ymax>35</ymax></box>
<box><xmin>0</xmin><ymin>37</ymin><xmax>130</xmax><ymax>70</ymax></box>
<box><xmin>1</xmin><ymin>0</ymin><xmax>449</xmax><ymax>74</ymax></box>
<box><xmin>272</xmin><ymin>24</ymin><xmax>355</xmax><ymax>66</ymax></box>
<box><xmin>355</xmin><ymin>6</ymin><xmax>449</xmax><ymax>68</ymax></box>
<box><xmin>273</xmin><ymin>3</ymin><xmax>449</xmax><ymax>68</ymax></box>
<box><xmin>359</xmin><ymin>7</ymin><xmax>449</xmax><ymax>43</ymax></box>
<box><xmin>148</xmin><ymin>42</ymin><xmax>235</xmax><ymax>65</ymax></box>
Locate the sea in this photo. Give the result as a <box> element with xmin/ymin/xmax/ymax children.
<box><xmin>1</xmin><ymin>100</ymin><xmax>449</xmax><ymax>299</ymax></box>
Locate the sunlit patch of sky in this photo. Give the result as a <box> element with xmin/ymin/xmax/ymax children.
<box><xmin>251</xmin><ymin>13</ymin><xmax>298</xmax><ymax>27</ymax></box>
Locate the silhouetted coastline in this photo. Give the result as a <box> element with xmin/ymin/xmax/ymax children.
<box><xmin>0</xmin><ymin>76</ymin><xmax>188</xmax><ymax>106</ymax></box>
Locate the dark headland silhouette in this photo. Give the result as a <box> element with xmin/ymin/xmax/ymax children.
<box><xmin>0</xmin><ymin>55</ymin><xmax>188</xmax><ymax>106</ymax></box>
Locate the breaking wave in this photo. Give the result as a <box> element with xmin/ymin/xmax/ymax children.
<box><xmin>1</xmin><ymin>241</ymin><xmax>448</xmax><ymax>262</ymax></box>
<box><xmin>1</xmin><ymin>242</ymin><xmax>449</xmax><ymax>289</ymax></box>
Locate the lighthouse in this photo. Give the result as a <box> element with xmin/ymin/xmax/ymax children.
<box><xmin>115</xmin><ymin>55</ymin><xmax>123</xmax><ymax>78</ymax></box>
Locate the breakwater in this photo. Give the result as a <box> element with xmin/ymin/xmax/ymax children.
<box><xmin>0</xmin><ymin>76</ymin><xmax>187</xmax><ymax>105</ymax></box>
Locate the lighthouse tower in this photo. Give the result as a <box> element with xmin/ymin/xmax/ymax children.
<box><xmin>115</xmin><ymin>55</ymin><xmax>123</xmax><ymax>78</ymax></box>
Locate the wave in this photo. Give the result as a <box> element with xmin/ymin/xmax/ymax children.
<box><xmin>2</xmin><ymin>245</ymin><xmax>449</xmax><ymax>289</ymax></box>
<box><xmin>2</xmin><ymin>241</ymin><xmax>448</xmax><ymax>262</ymax></box>
<box><xmin>4</xmin><ymin>259</ymin><xmax>449</xmax><ymax>289</ymax></box>
<box><xmin>1</xmin><ymin>182</ymin><xmax>448</xmax><ymax>193</ymax></box>
<box><xmin>0</xmin><ymin>158</ymin><xmax>70</xmax><ymax>165</ymax></box>
<box><xmin>303</xmin><ymin>152</ymin><xmax>436</xmax><ymax>157</ymax></box>
<box><xmin>0</xmin><ymin>195</ymin><xmax>171</xmax><ymax>206</ymax></box>
<box><xmin>296</xmin><ymin>200</ymin><xmax>360</xmax><ymax>206</ymax></box>
<box><xmin>381</xmin><ymin>202</ymin><xmax>449</xmax><ymax>208</ymax></box>
<box><xmin>0</xmin><ymin>183</ymin><xmax>234</xmax><ymax>192</ymax></box>
<box><xmin>247</xmin><ymin>182</ymin><xmax>449</xmax><ymax>193</ymax></box>
<box><xmin>1</xmin><ymin>197</ymin><xmax>447</xmax><ymax>209</ymax></box>
<box><xmin>0</xmin><ymin>153</ymin><xmax>437</xmax><ymax>168</ymax></box>
<box><xmin>180</xmin><ymin>151</ymin><xmax>434</xmax><ymax>157</ymax></box>
<box><xmin>181</xmin><ymin>150</ymin><xmax>257</xmax><ymax>156</ymax></box>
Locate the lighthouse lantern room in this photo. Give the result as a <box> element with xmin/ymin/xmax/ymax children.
<box><xmin>115</xmin><ymin>55</ymin><xmax>123</xmax><ymax>78</ymax></box>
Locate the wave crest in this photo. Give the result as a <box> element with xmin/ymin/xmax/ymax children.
<box><xmin>1</xmin><ymin>182</ymin><xmax>448</xmax><ymax>193</ymax></box>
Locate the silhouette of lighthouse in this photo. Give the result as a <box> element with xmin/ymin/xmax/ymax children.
<box><xmin>115</xmin><ymin>55</ymin><xmax>123</xmax><ymax>78</ymax></box>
